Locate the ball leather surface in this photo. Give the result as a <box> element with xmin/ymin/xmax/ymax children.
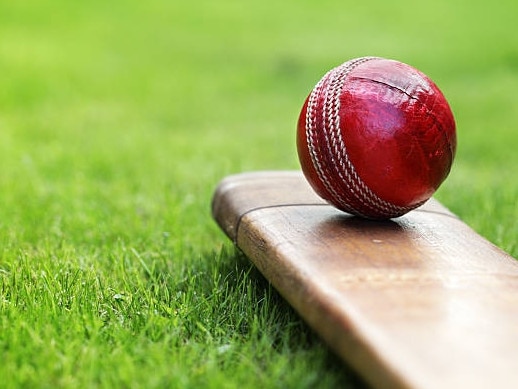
<box><xmin>297</xmin><ymin>57</ymin><xmax>456</xmax><ymax>219</ymax></box>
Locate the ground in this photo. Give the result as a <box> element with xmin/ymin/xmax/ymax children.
<box><xmin>0</xmin><ymin>0</ymin><xmax>517</xmax><ymax>387</ymax></box>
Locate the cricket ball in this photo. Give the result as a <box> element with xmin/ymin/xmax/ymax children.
<box><xmin>297</xmin><ymin>56</ymin><xmax>456</xmax><ymax>219</ymax></box>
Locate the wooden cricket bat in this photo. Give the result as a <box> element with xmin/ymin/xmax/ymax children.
<box><xmin>211</xmin><ymin>171</ymin><xmax>518</xmax><ymax>389</ymax></box>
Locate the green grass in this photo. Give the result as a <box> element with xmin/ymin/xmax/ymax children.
<box><xmin>1</xmin><ymin>0</ymin><xmax>517</xmax><ymax>387</ymax></box>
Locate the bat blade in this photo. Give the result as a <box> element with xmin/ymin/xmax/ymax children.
<box><xmin>212</xmin><ymin>171</ymin><xmax>518</xmax><ymax>389</ymax></box>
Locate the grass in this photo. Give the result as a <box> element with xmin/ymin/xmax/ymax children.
<box><xmin>0</xmin><ymin>0</ymin><xmax>517</xmax><ymax>387</ymax></box>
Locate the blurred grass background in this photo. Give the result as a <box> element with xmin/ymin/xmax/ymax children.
<box><xmin>0</xmin><ymin>0</ymin><xmax>517</xmax><ymax>387</ymax></box>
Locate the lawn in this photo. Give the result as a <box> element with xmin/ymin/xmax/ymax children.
<box><xmin>0</xmin><ymin>0</ymin><xmax>517</xmax><ymax>387</ymax></box>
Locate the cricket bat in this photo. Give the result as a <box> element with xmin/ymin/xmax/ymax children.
<box><xmin>211</xmin><ymin>171</ymin><xmax>518</xmax><ymax>389</ymax></box>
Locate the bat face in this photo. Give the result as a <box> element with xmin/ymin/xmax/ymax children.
<box><xmin>212</xmin><ymin>171</ymin><xmax>518</xmax><ymax>389</ymax></box>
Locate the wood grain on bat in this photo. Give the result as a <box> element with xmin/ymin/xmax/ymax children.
<box><xmin>212</xmin><ymin>171</ymin><xmax>518</xmax><ymax>389</ymax></box>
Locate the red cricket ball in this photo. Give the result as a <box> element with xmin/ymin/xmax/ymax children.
<box><xmin>297</xmin><ymin>57</ymin><xmax>456</xmax><ymax>219</ymax></box>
